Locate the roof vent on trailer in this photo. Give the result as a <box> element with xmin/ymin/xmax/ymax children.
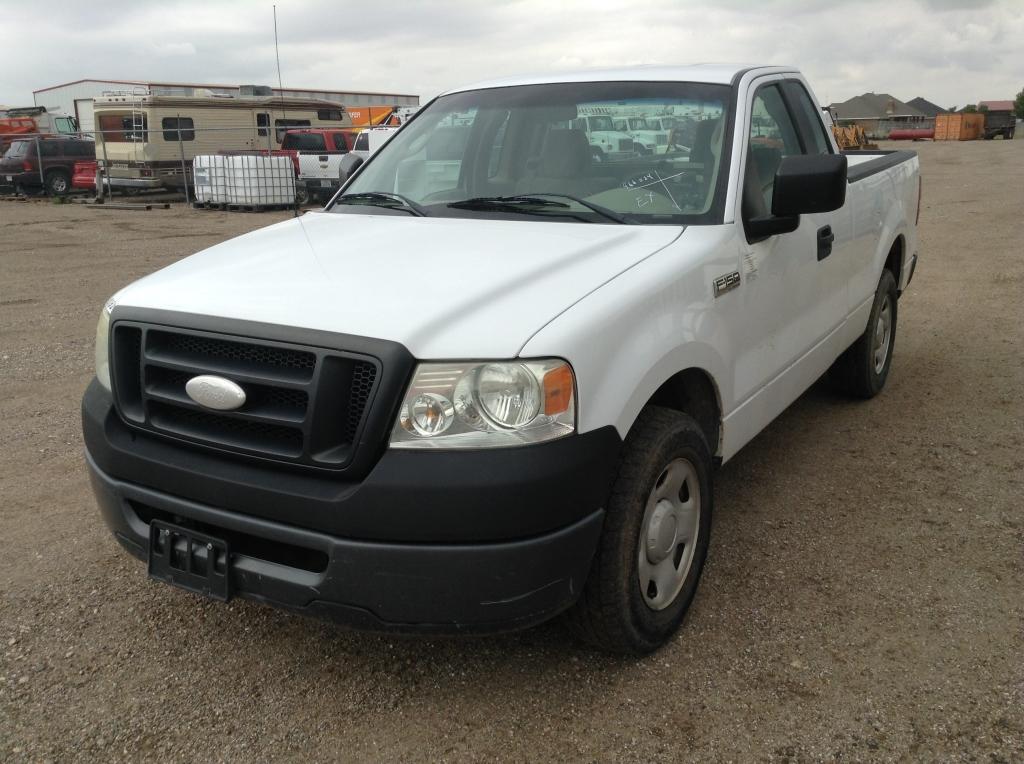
<box><xmin>239</xmin><ymin>85</ymin><xmax>274</xmax><ymax>97</ymax></box>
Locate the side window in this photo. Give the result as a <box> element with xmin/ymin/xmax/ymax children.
<box><xmin>256</xmin><ymin>113</ymin><xmax>270</xmax><ymax>137</ymax></box>
<box><xmin>161</xmin><ymin>117</ymin><xmax>195</xmax><ymax>142</ymax></box>
<box><xmin>784</xmin><ymin>81</ymin><xmax>832</xmax><ymax>155</ymax></box>
<box><xmin>317</xmin><ymin>109</ymin><xmax>344</xmax><ymax>121</ymax></box>
<box><xmin>333</xmin><ymin>133</ymin><xmax>349</xmax><ymax>151</ymax></box>
<box><xmin>747</xmin><ymin>84</ymin><xmax>803</xmax><ymax>210</ymax></box>
<box><xmin>354</xmin><ymin>132</ymin><xmax>369</xmax><ymax>151</ymax></box>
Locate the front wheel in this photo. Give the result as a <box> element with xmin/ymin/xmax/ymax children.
<box><xmin>565</xmin><ymin>407</ymin><xmax>713</xmax><ymax>654</ymax></box>
<box><xmin>830</xmin><ymin>269</ymin><xmax>898</xmax><ymax>398</ymax></box>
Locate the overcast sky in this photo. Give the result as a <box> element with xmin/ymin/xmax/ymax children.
<box><xmin>3</xmin><ymin>0</ymin><xmax>1020</xmax><ymax>110</ymax></box>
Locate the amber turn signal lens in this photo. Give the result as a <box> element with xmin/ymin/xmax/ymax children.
<box><xmin>543</xmin><ymin>364</ymin><xmax>574</xmax><ymax>416</ymax></box>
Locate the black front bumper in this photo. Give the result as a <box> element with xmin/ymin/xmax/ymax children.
<box><xmin>83</xmin><ymin>380</ymin><xmax>620</xmax><ymax>632</ymax></box>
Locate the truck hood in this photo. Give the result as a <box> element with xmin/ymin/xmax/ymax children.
<box><xmin>115</xmin><ymin>212</ymin><xmax>683</xmax><ymax>358</ymax></box>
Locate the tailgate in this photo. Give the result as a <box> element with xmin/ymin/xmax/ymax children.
<box><xmin>297</xmin><ymin>153</ymin><xmax>344</xmax><ymax>179</ymax></box>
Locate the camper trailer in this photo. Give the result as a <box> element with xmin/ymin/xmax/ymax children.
<box><xmin>93</xmin><ymin>91</ymin><xmax>353</xmax><ymax>190</ymax></box>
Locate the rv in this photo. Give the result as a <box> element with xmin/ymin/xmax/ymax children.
<box><xmin>93</xmin><ymin>92</ymin><xmax>353</xmax><ymax>191</ymax></box>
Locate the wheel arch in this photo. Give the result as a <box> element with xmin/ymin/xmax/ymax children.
<box><xmin>638</xmin><ymin>367</ymin><xmax>723</xmax><ymax>459</ymax></box>
<box><xmin>885</xmin><ymin>234</ymin><xmax>905</xmax><ymax>293</ymax></box>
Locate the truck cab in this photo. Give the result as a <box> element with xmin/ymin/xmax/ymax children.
<box><xmin>571</xmin><ymin>113</ymin><xmax>639</xmax><ymax>160</ymax></box>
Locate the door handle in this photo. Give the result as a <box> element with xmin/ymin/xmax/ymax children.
<box><xmin>817</xmin><ymin>225</ymin><xmax>835</xmax><ymax>261</ymax></box>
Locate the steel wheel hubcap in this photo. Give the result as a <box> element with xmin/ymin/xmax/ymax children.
<box><xmin>872</xmin><ymin>296</ymin><xmax>892</xmax><ymax>374</ymax></box>
<box><xmin>637</xmin><ymin>458</ymin><xmax>701</xmax><ymax>611</ymax></box>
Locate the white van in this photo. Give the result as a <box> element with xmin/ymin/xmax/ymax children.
<box><xmin>350</xmin><ymin>125</ymin><xmax>399</xmax><ymax>162</ymax></box>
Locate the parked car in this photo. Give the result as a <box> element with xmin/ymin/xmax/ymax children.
<box><xmin>279</xmin><ymin>128</ymin><xmax>354</xmax><ymax>205</ymax></box>
<box><xmin>0</xmin><ymin>136</ymin><xmax>95</xmax><ymax>195</ymax></box>
<box><xmin>84</xmin><ymin>65</ymin><xmax>921</xmax><ymax>654</ymax></box>
<box><xmin>349</xmin><ymin>125</ymin><xmax>399</xmax><ymax>162</ymax></box>
<box><xmin>280</xmin><ymin>128</ymin><xmax>352</xmax><ymax>153</ymax></box>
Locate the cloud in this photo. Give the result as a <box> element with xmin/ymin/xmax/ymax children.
<box><xmin>1</xmin><ymin>0</ymin><xmax>1021</xmax><ymax>109</ymax></box>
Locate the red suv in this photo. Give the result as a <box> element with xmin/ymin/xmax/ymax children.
<box><xmin>0</xmin><ymin>137</ymin><xmax>96</xmax><ymax>196</ymax></box>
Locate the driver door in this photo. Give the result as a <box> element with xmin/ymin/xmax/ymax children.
<box><xmin>731</xmin><ymin>78</ymin><xmax>850</xmax><ymax>416</ymax></box>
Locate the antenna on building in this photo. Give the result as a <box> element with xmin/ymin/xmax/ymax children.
<box><xmin>273</xmin><ymin>4</ymin><xmax>286</xmax><ymax>118</ymax></box>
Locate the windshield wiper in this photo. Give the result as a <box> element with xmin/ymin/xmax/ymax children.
<box><xmin>334</xmin><ymin>191</ymin><xmax>428</xmax><ymax>217</ymax></box>
<box><xmin>449</xmin><ymin>194</ymin><xmax>630</xmax><ymax>224</ymax></box>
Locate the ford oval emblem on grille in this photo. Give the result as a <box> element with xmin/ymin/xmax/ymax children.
<box><xmin>185</xmin><ymin>375</ymin><xmax>246</xmax><ymax>411</ymax></box>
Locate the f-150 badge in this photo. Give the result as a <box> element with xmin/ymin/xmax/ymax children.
<box><xmin>713</xmin><ymin>271</ymin><xmax>741</xmax><ymax>297</ymax></box>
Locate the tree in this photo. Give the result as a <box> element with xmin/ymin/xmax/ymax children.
<box><xmin>962</xmin><ymin>104</ymin><xmax>977</xmax><ymax>113</ymax></box>
<box><xmin>1015</xmin><ymin>88</ymin><xmax>1024</xmax><ymax>119</ymax></box>
<box><xmin>978</xmin><ymin>103</ymin><xmax>989</xmax><ymax>112</ymax></box>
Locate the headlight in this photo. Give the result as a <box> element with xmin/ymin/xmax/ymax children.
<box><xmin>94</xmin><ymin>297</ymin><xmax>116</xmax><ymax>391</ymax></box>
<box><xmin>390</xmin><ymin>360</ymin><xmax>575</xmax><ymax>449</ymax></box>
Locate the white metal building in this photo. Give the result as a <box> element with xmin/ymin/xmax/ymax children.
<box><xmin>33</xmin><ymin>79</ymin><xmax>420</xmax><ymax>133</ymax></box>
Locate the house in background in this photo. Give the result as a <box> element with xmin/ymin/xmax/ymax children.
<box><xmin>827</xmin><ymin>92</ymin><xmax>930</xmax><ymax>138</ymax></box>
<box><xmin>906</xmin><ymin>97</ymin><xmax>948</xmax><ymax>118</ymax></box>
<box><xmin>977</xmin><ymin>100</ymin><xmax>1014</xmax><ymax>113</ymax></box>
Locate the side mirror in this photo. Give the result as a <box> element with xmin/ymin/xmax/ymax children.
<box><xmin>338</xmin><ymin>153</ymin><xmax>364</xmax><ymax>183</ymax></box>
<box><xmin>744</xmin><ymin>153</ymin><xmax>848</xmax><ymax>242</ymax></box>
<box><xmin>771</xmin><ymin>153</ymin><xmax>847</xmax><ymax>216</ymax></box>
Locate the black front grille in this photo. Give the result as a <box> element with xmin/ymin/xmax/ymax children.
<box><xmin>110</xmin><ymin>322</ymin><xmax>380</xmax><ymax>470</ymax></box>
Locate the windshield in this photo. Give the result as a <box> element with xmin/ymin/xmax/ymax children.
<box><xmin>333</xmin><ymin>81</ymin><xmax>731</xmax><ymax>225</ymax></box>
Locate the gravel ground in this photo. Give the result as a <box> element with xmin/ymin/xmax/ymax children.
<box><xmin>1</xmin><ymin>140</ymin><xmax>1022</xmax><ymax>762</ymax></box>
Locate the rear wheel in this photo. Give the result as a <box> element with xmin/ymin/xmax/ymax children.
<box><xmin>830</xmin><ymin>269</ymin><xmax>898</xmax><ymax>398</ymax></box>
<box><xmin>45</xmin><ymin>170</ymin><xmax>70</xmax><ymax>196</ymax></box>
<box><xmin>565</xmin><ymin>407</ymin><xmax>713</xmax><ymax>654</ymax></box>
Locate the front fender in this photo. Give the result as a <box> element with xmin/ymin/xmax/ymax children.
<box><xmin>520</xmin><ymin>226</ymin><xmax>735</xmax><ymax>452</ymax></box>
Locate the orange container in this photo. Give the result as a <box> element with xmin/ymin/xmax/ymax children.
<box><xmin>934</xmin><ymin>113</ymin><xmax>985</xmax><ymax>141</ymax></box>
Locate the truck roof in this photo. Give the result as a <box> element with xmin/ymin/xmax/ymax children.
<box><xmin>441</xmin><ymin>64</ymin><xmax>797</xmax><ymax>95</ymax></box>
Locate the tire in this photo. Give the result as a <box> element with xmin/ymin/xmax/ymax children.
<box><xmin>830</xmin><ymin>269</ymin><xmax>898</xmax><ymax>398</ymax></box>
<box><xmin>45</xmin><ymin>170</ymin><xmax>70</xmax><ymax>196</ymax></box>
<box><xmin>295</xmin><ymin>186</ymin><xmax>310</xmax><ymax>206</ymax></box>
<box><xmin>565</xmin><ymin>406</ymin><xmax>713</xmax><ymax>654</ymax></box>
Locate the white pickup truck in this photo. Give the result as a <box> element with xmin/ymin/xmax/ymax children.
<box><xmin>84</xmin><ymin>65</ymin><xmax>920</xmax><ymax>654</ymax></box>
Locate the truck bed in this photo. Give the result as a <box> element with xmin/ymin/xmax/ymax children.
<box><xmin>843</xmin><ymin>150</ymin><xmax>918</xmax><ymax>182</ymax></box>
